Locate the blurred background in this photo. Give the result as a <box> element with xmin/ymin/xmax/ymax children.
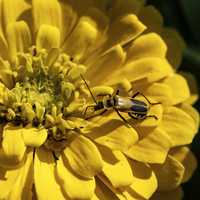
<box><xmin>146</xmin><ymin>0</ymin><xmax>200</xmax><ymax>199</ymax></box>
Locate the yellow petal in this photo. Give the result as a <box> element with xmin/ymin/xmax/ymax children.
<box><xmin>161</xmin><ymin>28</ymin><xmax>186</xmax><ymax>69</ymax></box>
<box><xmin>179</xmin><ymin>103</ymin><xmax>200</xmax><ymax>132</ymax></box>
<box><xmin>180</xmin><ymin>72</ymin><xmax>199</xmax><ymax>104</ymax></box>
<box><xmin>34</xmin><ymin>148</ymin><xmax>66</xmax><ymax>200</ymax></box>
<box><xmin>108</xmin><ymin>58</ymin><xmax>173</xmax><ymax>85</ymax></box>
<box><xmin>125</xmin><ymin>128</ymin><xmax>172</xmax><ymax>163</ymax></box>
<box><xmin>0</xmin><ymin>124</ymin><xmax>26</xmax><ymax>167</ymax></box>
<box><xmin>139</xmin><ymin>5</ymin><xmax>163</xmax><ymax>34</ymax></box>
<box><xmin>170</xmin><ymin>147</ymin><xmax>197</xmax><ymax>183</ymax></box>
<box><xmin>67</xmin><ymin>0</ymin><xmax>94</xmax><ymax>15</ymax></box>
<box><xmin>109</xmin><ymin>0</ymin><xmax>144</xmax><ymax>20</ymax></box>
<box><xmin>32</xmin><ymin>0</ymin><xmax>61</xmax><ymax>32</ymax></box>
<box><xmin>94</xmin><ymin>177</ymin><xmax>120</xmax><ymax>200</ymax></box>
<box><xmin>0</xmin><ymin>32</ymin><xmax>8</xmax><ymax>59</ymax></box>
<box><xmin>126</xmin><ymin>33</ymin><xmax>167</xmax><ymax>64</ymax></box>
<box><xmin>7</xmin><ymin>150</ymin><xmax>33</xmax><ymax>200</ymax></box>
<box><xmin>6</xmin><ymin>21</ymin><xmax>31</xmax><ymax>63</ymax></box>
<box><xmin>79</xmin><ymin>7</ymin><xmax>109</xmax><ymax>60</ymax></box>
<box><xmin>143</xmin><ymin>82</ymin><xmax>173</xmax><ymax>106</ymax></box>
<box><xmin>123</xmin><ymin>160</ymin><xmax>157</xmax><ymax>199</ymax></box>
<box><xmin>36</xmin><ymin>24</ymin><xmax>60</xmax><ymax>50</ymax></box>
<box><xmin>91</xmin><ymin>86</ymin><xmax>114</xmax><ymax>97</ymax></box>
<box><xmin>21</xmin><ymin>127</ymin><xmax>48</xmax><ymax>147</ymax></box>
<box><xmin>86</xmin><ymin>112</ymin><xmax>138</xmax><ymax>151</ymax></box>
<box><xmin>151</xmin><ymin>187</ymin><xmax>183</xmax><ymax>200</ymax></box>
<box><xmin>86</xmin><ymin>45</ymin><xmax>126</xmax><ymax>86</ymax></box>
<box><xmin>59</xmin><ymin>1</ymin><xmax>77</xmax><ymax>43</ymax></box>
<box><xmin>99</xmin><ymin>147</ymin><xmax>133</xmax><ymax>188</ymax></box>
<box><xmin>0</xmin><ymin>161</ymin><xmax>24</xmax><ymax>199</ymax></box>
<box><xmin>0</xmin><ymin>58</ymin><xmax>14</xmax><ymax>89</ymax></box>
<box><xmin>62</xmin><ymin>14</ymin><xmax>98</xmax><ymax>61</ymax></box>
<box><xmin>97</xmin><ymin>175</ymin><xmax>128</xmax><ymax>200</ymax></box>
<box><xmin>151</xmin><ymin>155</ymin><xmax>184</xmax><ymax>191</ymax></box>
<box><xmin>63</xmin><ymin>135</ymin><xmax>103</xmax><ymax>179</ymax></box>
<box><xmin>103</xmin><ymin>14</ymin><xmax>146</xmax><ymax>51</ymax></box>
<box><xmin>160</xmin><ymin>106</ymin><xmax>197</xmax><ymax>146</ymax></box>
<box><xmin>162</xmin><ymin>74</ymin><xmax>190</xmax><ymax>105</ymax></box>
<box><xmin>55</xmin><ymin>155</ymin><xmax>95</xmax><ymax>200</ymax></box>
<box><xmin>1</xmin><ymin>0</ymin><xmax>30</xmax><ymax>29</ymax></box>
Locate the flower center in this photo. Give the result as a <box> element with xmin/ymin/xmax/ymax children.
<box><xmin>0</xmin><ymin>47</ymin><xmax>89</xmax><ymax>151</ymax></box>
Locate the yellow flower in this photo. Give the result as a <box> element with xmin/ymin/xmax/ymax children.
<box><xmin>0</xmin><ymin>0</ymin><xmax>199</xmax><ymax>200</ymax></box>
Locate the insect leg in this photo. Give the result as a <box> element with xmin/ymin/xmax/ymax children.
<box><xmin>128</xmin><ymin>112</ymin><xmax>137</xmax><ymax>119</ymax></box>
<box><xmin>52</xmin><ymin>151</ymin><xmax>59</xmax><ymax>163</ymax></box>
<box><xmin>145</xmin><ymin>115</ymin><xmax>158</xmax><ymax>120</ymax></box>
<box><xmin>128</xmin><ymin>112</ymin><xmax>158</xmax><ymax>120</ymax></box>
<box><xmin>115</xmin><ymin>89</ymin><xmax>119</xmax><ymax>95</ymax></box>
<box><xmin>84</xmin><ymin>105</ymin><xmax>95</xmax><ymax>117</ymax></box>
<box><xmin>132</xmin><ymin>92</ymin><xmax>161</xmax><ymax>105</ymax></box>
<box><xmin>114</xmin><ymin>108</ymin><xmax>130</xmax><ymax>126</ymax></box>
<box><xmin>80</xmin><ymin>74</ymin><xmax>98</xmax><ymax>104</ymax></box>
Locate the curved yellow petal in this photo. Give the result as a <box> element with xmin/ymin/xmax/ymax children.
<box><xmin>99</xmin><ymin>147</ymin><xmax>133</xmax><ymax>188</ymax></box>
<box><xmin>32</xmin><ymin>0</ymin><xmax>61</xmax><ymax>32</ymax></box>
<box><xmin>180</xmin><ymin>72</ymin><xmax>199</xmax><ymax>104</ymax></box>
<box><xmin>97</xmin><ymin>175</ymin><xmax>128</xmax><ymax>200</ymax></box>
<box><xmin>0</xmin><ymin>124</ymin><xmax>26</xmax><ymax>168</ymax></box>
<box><xmin>125</xmin><ymin>128</ymin><xmax>172</xmax><ymax>163</ymax></box>
<box><xmin>109</xmin><ymin>0</ymin><xmax>144</xmax><ymax>20</ymax></box>
<box><xmin>7</xmin><ymin>150</ymin><xmax>33</xmax><ymax>200</ymax></box>
<box><xmin>91</xmin><ymin>86</ymin><xmax>114</xmax><ymax>97</ymax></box>
<box><xmin>108</xmin><ymin>58</ymin><xmax>173</xmax><ymax>85</ymax></box>
<box><xmin>126</xmin><ymin>33</ymin><xmax>167</xmax><ymax>64</ymax></box>
<box><xmin>94</xmin><ymin>177</ymin><xmax>119</xmax><ymax>200</ymax></box>
<box><xmin>0</xmin><ymin>162</ymin><xmax>22</xmax><ymax>199</ymax></box>
<box><xmin>0</xmin><ymin>58</ymin><xmax>14</xmax><ymax>89</ymax></box>
<box><xmin>55</xmin><ymin>155</ymin><xmax>95</xmax><ymax>200</ymax></box>
<box><xmin>6</xmin><ymin>21</ymin><xmax>31</xmax><ymax>63</ymax></box>
<box><xmin>139</xmin><ymin>5</ymin><xmax>163</xmax><ymax>34</ymax></box>
<box><xmin>124</xmin><ymin>160</ymin><xmax>157</xmax><ymax>199</ymax></box>
<box><xmin>143</xmin><ymin>83</ymin><xmax>173</xmax><ymax>106</ymax></box>
<box><xmin>0</xmin><ymin>31</ymin><xmax>8</xmax><ymax>59</ymax></box>
<box><xmin>21</xmin><ymin>127</ymin><xmax>48</xmax><ymax>147</ymax></box>
<box><xmin>161</xmin><ymin>28</ymin><xmax>186</xmax><ymax>69</ymax></box>
<box><xmin>151</xmin><ymin>187</ymin><xmax>183</xmax><ymax>200</ymax></box>
<box><xmin>151</xmin><ymin>155</ymin><xmax>184</xmax><ymax>191</ymax></box>
<box><xmin>86</xmin><ymin>112</ymin><xmax>138</xmax><ymax>151</ymax></box>
<box><xmin>59</xmin><ymin>1</ymin><xmax>77</xmax><ymax>43</ymax></box>
<box><xmin>179</xmin><ymin>103</ymin><xmax>200</xmax><ymax>132</ymax></box>
<box><xmin>62</xmin><ymin>14</ymin><xmax>98</xmax><ymax>61</ymax></box>
<box><xmin>170</xmin><ymin>147</ymin><xmax>197</xmax><ymax>183</ymax></box>
<box><xmin>36</xmin><ymin>25</ymin><xmax>60</xmax><ymax>50</ymax></box>
<box><xmin>79</xmin><ymin>7</ymin><xmax>109</xmax><ymax>60</ymax></box>
<box><xmin>66</xmin><ymin>0</ymin><xmax>94</xmax><ymax>15</ymax></box>
<box><xmin>103</xmin><ymin>14</ymin><xmax>146</xmax><ymax>51</ymax></box>
<box><xmin>160</xmin><ymin>106</ymin><xmax>197</xmax><ymax>146</ymax></box>
<box><xmin>34</xmin><ymin>148</ymin><xmax>66</xmax><ymax>200</ymax></box>
<box><xmin>1</xmin><ymin>0</ymin><xmax>30</xmax><ymax>30</ymax></box>
<box><xmin>86</xmin><ymin>45</ymin><xmax>126</xmax><ymax>86</ymax></box>
<box><xmin>162</xmin><ymin>74</ymin><xmax>190</xmax><ymax>105</ymax></box>
<box><xmin>63</xmin><ymin>135</ymin><xmax>103</xmax><ymax>179</ymax></box>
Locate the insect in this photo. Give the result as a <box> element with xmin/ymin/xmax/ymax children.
<box><xmin>80</xmin><ymin>75</ymin><xmax>161</xmax><ymax>123</ymax></box>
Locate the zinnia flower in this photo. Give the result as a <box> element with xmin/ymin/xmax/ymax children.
<box><xmin>0</xmin><ymin>0</ymin><xmax>199</xmax><ymax>199</ymax></box>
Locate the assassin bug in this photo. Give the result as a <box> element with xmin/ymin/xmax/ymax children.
<box><xmin>80</xmin><ymin>75</ymin><xmax>161</xmax><ymax>123</ymax></box>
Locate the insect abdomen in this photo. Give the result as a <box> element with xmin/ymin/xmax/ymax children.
<box><xmin>131</xmin><ymin>99</ymin><xmax>148</xmax><ymax>113</ymax></box>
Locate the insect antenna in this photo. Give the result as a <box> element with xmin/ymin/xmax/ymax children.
<box><xmin>80</xmin><ymin>74</ymin><xmax>97</xmax><ymax>105</ymax></box>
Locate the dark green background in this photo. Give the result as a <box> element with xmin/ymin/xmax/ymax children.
<box><xmin>147</xmin><ymin>0</ymin><xmax>200</xmax><ymax>199</ymax></box>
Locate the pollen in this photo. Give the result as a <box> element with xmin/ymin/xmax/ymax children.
<box><xmin>0</xmin><ymin>46</ymin><xmax>88</xmax><ymax>151</ymax></box>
